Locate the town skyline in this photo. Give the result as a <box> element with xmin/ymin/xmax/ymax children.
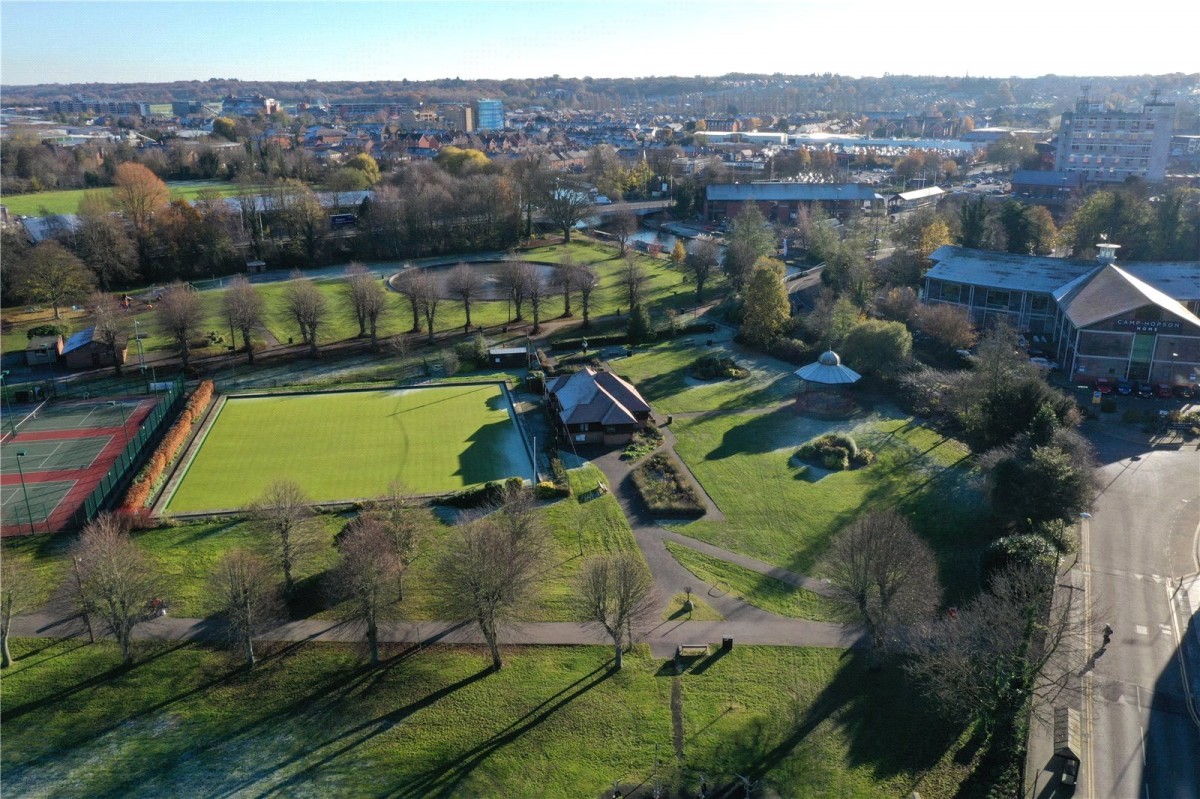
<box><xmin>3</xmin><ymin>0</ymin><xmax>1197</xmax><ymax>88</ymax></box>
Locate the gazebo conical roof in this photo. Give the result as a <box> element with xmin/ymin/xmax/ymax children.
<box><xmin>794</xmin><ymin>350</ymin><xmax>861</xmax><ymax>385</ymax></box>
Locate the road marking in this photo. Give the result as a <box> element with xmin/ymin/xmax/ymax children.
<box><xmin>1159</xmin><ymin>624</ymin><xmax>1173</xmax><ymax>636</ymax></box>
<box><xmin>1136</xmin><ymin>625</ymin><xmax>1150</xmax><ymax>635</ymax></box>
<box><xmin>1082</xmin><ymin>516</ymin><xmax>1096</xmax><ymax>799</ymax></box>
<box><xmin>1137</xmin><ymin>685</ymin><xmax>1147</xmax><ymax>767</ymax></box>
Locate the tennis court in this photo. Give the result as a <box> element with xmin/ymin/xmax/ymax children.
<box><xmin>0</xmin><ymin>480</ymin><xmax>75</xmax><ymax>529</ymax></box>
<box><xmin>0</xmin><ymin>436</ymin><xmax>112</xmax><ymax>475</ymax></box>
<box><xmin>4</xmin><ymin>399</ymin><xmax>146</xmax><ymax>435</ymax></box>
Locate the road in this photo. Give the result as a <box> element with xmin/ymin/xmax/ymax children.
<box><xmin>1031</xmin><ymin>426</ymin><xmax>1200</xmax><ymax>799</ymax></box>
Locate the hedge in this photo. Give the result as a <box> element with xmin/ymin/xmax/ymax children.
<box><xmin>119</xmin><ymin>381</ymin><xmax>215</xmax><ymax>512</ymax></box>
<box><xmin>794</xmin><ymin>433</ymin><xmax>874</xmax><ymax>471</ymax></box>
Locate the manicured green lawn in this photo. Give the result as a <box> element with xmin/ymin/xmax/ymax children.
<box><xmin>0</xmin><ymin>639</ymin><xmax>977</xmax><ymax>797</ymax></box>
<box><xmin>670</xmin><ymin>410</ymin><xmax>988</xmax><ymax>603</ymax></box>
<box><xmin>616</xmin><ymin>336</ymin><xmax>798</xmax><ymax>414</ymax></box>
<box><xmin>166</xmin><ymin>385</ymin><xmax>529</xmax><ymax>512</ymax></box>
<box><xmin>0</xmin><ymin>180</ymin><xmax>259</xmax><ymax>217</ymax></box>
<box><xmin>665</xmin><ymin>542</ymin><xmax>843</xmax><ymax>622</ymax></box>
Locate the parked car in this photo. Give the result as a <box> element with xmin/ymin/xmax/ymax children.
<box><xmin>1154</xmin><ymin>383</ymin><xmax>1174</xmax><ymax>399</ymax></box>
<box><xmin>1116</xmin><ymin>379</ymin><xmax>1134</xmax><ymax>396</ymax></box>
<box><xmin>1173</xmin><ymin>384</ymin><xmax>1194</xmax><ymax>400</ymax></box>
<box><xmin>1093</xmin><ymin>377</ymin><xmax>1116</xmax><ymax>394</ymax></box>
<box><xmin>1136</xmin><ymin>381</ymin><xmax>1155</xmax><ymax>398</ymax></box>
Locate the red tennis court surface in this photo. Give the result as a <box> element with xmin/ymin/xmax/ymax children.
<box><xmin>0</xmin><ymin>397</ymin><xmax>154</xmax><ymax>536</ymax></box>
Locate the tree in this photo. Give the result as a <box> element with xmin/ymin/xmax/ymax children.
<box><xmin>876</xmin><ymin>286</ymin><xmax>919</xmax><ymax>324</ymax></box>
<box><xmin>325</xmin><ymin>167</ymin><xmax>370</xmax><ymax>209</ymax></box>
<box><xmin>89</xmin><ymin>292</ymin><xmax>129</xmax><ymax>375</ymax></box>
<box><xmin>626</xmin><ymin>304</ymin><xmax>655</xmax><ymax>345</ymax></box>
<box><xmin>346</xmin><ymin>152</ymin><xmax>381</xmax><ymax>185</ymax></box>
<box><xmin>824</xmin><ymin>510</ymin><xmax>940</xmax><ymax>657</ymax></box>
<box><xmin>985</xmin><ymin>134</ymin><xmax>1037</xmax><ymax>171</ymax></box>
<box><xmin>739</xmin><ymin>258</ymin><xmax>790</xmax><ymax>347</ymax></box>
<box><xmin>540</xmin><ymin>179</ymin><xmax>593</xmax><ymax>243</ymax></box>
<box><xmin>576</xmin><ymin>263</ymin><xmax>600</xmax><ymax>329</ymax></box>
<box><xmin>156</xmin><ymin>281</ymin><xmax>203</xmax><ymax>371</ymax></box>
<box><xmin>393</xmin><ymin>267</ymin><xmax>431</xmax><ymax>333</ymax></box>
<box><xmin>550</xmin><ymin>259</ymin><xmax>579</xmax><ymax>318</ymax></box>
<box><xmin>69</xmin><ymin>514</ymin><xmax>159</xmax><ymax>665</ymax></box>
<box><xmin>1061</xmin><ymin>189</ymin><xmax>1155</xmax><ymax>260</ymax></box>
<box><xmin>619</xmin><ymin>256</ymin><xmax>648</xmax><ymax>310</ymax></box>
<box><xmin>344</xmin><ymin>263</ymin><xmax>388</xmax><ymax>349</ymax></box>
<box><xmin>360</xmin><ymin>483</ymin><xmax>423</xmax><ymax>602</ymax></box>
<box><xmin>999</xmin><ymin>201</ymin><xmax>1056</xmax><ymax>255</ymax></box>
<box><xmin>574</xmin><ymin>553</ymin><xmax>655</xmax><ymax>670</ymax></box>
<box><xmin>446</xmin><ymin>263</ymin><xmax>484</xmax><ymax>332</ymax></box>
<box><xmin>223</xmin><ymin>275</ymin><xmax>265</xmax><ymax>364</ymax></box>
<box><xmin>957</xmin><ymin>197</ymin><xmax>991</xmax><ymax>250</ymax></box>
<box><xmin>9</xmin><ymin>241</ymin><xmax>95</xmax><ymax>320</ymax></box>
<box><xmin>839</xmin><ymin>319</ymin><xmax>912</xmax><ymax>377</ymax></box>
<box><xmin>433</xmin><ymin>491</ymin><xmax>547</xmax><ymax>671</ymax></box>
<box><xmin>527</xmin><ymin>270</ymin><xmax>547</xmax><ymax>334</ymax></box>
<box><xmin>419</xmin><ymin>271</ymin><xmax>441</xmax><ymax>344</ymax></box>
<box><xmin>917</xmin><ymin>303</ymin><xmax>977</xmax><ymax>353</ymax></box>
<box><xmin>685</xmin><ymin>238</ymin><xmax>719</xmax><ymax>302</ymax></box>
<box><xmin>497</xmin><ymin>260</ymin><xmax>535</xmax><ymax>321</ymax></box>
<box><xmin>1</xmin><ymin>553</ymin><xmax>38</xmax><ymax>669</ymax></box>
<box><xmin>907</xmin><ymin>563</ymin><xmax>1089</xmax><ymax>734</ymax></box>
<box><xmin>991</xmin><ymin>443</ymin><xmax>1097</xmax><ymax>526</ymax></box>
<box><xmin>76</xmin><ymin>192</ymin><xmax>137</xmax><ymax>289</ymax></box>
<box><xmin>283</xmin><ymin>273</ymin><xmax>329</xmax><ymax>358</ymax></box>
<box><xmin>328</xmin><ymin>518</ymin><xmax>398</xmax><ymax>666</ymax></box>
<box><xmin>111</xmin><ymin>162</ymin><xmax>169</xmax><ymax>271</ymax></box>
<box><xmin>670</xmin><ymin>239</ymin><xmax>687</xmax><ymax>268</ymax></box>
<box><xmin>611</xmin><ymin>211</ymin><xmax>638</xmax><ymax>255</ymax></box>
<box><xmin>208</xmin><ymin>550</ymin><xmax>283</xmax><ymax>668</ymax></box>
<box><xmin>247</xmin><ymin>480</ymin><xmax>316</xmax><ymax>598</ymax></box>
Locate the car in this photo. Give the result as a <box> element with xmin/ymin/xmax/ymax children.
<box><xmin>1173</xmin><ymin>384</ymin><xmax>1194</xmax><ymax>400</ymax></box>
<box><xmin>1136</xmin><ymin>381</ymin><xmax>1155</xmax><ymax>398</ymax></box>
<box><xmin>1093</xmin><ymin>377</ymin><xmax>1116</xmax><ymax>394</ymax></box>
<box><xmin>1061</xmin><ymin>755</ymin><xmax>1080</xmax><ymax>788</ymax></box>
<box><xmin>1154</xmin><ymin>383</ymin><xmax>1174</xmax><ymax>399</ymax></box>
<box><xmin>1116</xmin><ymin>379</ymin><xmax>1134</xmax><ymax>396</ymax></box>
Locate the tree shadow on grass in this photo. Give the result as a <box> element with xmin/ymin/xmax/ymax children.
<box><xmin>389</xmin><ymin>660</ymin><xmax>614</xmax><ymax>798</ymax></box>
<box><xmin>457</xmin><ymin>419</ymin><xmax>528</xmax><ymax>486</ymax></box>
<box><xmin>703</xmin><ymin>407</ymin><xmax>795</xmax><ymax>461</ymax></box>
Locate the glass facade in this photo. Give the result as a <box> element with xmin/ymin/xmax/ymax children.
<box><xmin>475</xmin><ymin>99</ymin><xmax>505</xmax><ymax>131</ymax></box>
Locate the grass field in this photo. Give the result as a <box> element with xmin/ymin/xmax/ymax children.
<box><xmin>166</xmin><ymin>385</ymin><xmax>529</xmax><ymax>512</ymax></box>
<box><xmin>665</xmin><ymin>542</ymin><xmax>843</xmax><ymax>622</ymax></box>
<box><xmin>0</xmin><ymin>179</ymin><xmax>260</xmax><ymax>217</ymax></box>
<box><xmin>669</xmin><ymin>410</ymin><xmax>989</xmax><ymax>604</ymax></box>
<box><xmin>0</xmin><ymin>639</ymin><xmax>978</xmax><ymax>797</ymax></box>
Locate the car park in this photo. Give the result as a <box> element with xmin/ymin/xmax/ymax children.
<box><xmin>1116</xmin><ymin>379</ymin><xmax>1134</xmax><ymax>396</ymax></box>
<box><xmin>1094</xmin><ymin>377</ymin><xmax>1116</xmax><ymax>394</ymax></box>
<box><xmin>1136</xmin><ymin>381</ymin><xmax>1154</xmax><ymax>398</ymax></box>
<box><xmin>1154</xmin><ymin>384</ymin><xmax>1174</xmax><ymax>399</ymax></box>
<box><xmin>1173</xmin><ymin>384</ymin><xmax>1194</xmax><ymax>400</ymax></box>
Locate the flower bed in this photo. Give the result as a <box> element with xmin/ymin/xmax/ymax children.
<box><xmin>631</xmin><ymin>452</ymin><xmax>705</xmax><ymax>517</ymax></box>
<box><xmin>120</xmin><ymin>381</ymin><xmax>215</xmax><ymax>511</ymax></box>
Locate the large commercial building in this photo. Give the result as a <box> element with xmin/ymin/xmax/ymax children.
<box><xmin>1054</xmin><ymin>96</ymin><xmax>1175</xmax><ymax>185</ymax></box>
<box><xmin>704</xmin><ymin>182</ymin><xmax>883</xmax><ymax>223</ymax></box>
<box><xmin>923</xmin><ymin>245</ymin><xmax>1200</xmax><ymax>385</ymax></box>
<box><xmin>474</xmin><ymin>98</ymin><xmax>505</xmax><ymax>131</ymax></box>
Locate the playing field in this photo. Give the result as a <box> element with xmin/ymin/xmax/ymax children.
<box><xmin>165</xmin><ymin>385</ymin><xmax>531</xmax><ymax>513</ymax></box>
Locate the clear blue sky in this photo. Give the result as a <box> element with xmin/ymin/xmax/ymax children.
<box><xmin>2</xmin><ymin>0</ymin><xmax>1196</xmax><ymax>87</ymax></box>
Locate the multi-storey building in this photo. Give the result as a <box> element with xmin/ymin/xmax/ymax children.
<box><xmin>1054</xmin><ymin>95</ymin><xmax>1175</xmax><ymax>184</ymax></box>
<box><xmin>474</xmin><ymin>99</ymin><xmax>505</xmax><ymax>131</ymax></box>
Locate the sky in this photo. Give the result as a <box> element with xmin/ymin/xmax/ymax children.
<box><xmin>1</xmin><ymin>0</ymin><xmax>1197</xmax><ymax>87</ymax></box>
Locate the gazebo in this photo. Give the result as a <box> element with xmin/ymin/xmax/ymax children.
<box><xmin>793</xmin><ymin>350</ymin><xmax>861</xmax><ymax>414</ymax></box>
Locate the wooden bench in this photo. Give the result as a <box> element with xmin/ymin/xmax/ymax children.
<box><xmin>675</xmin><ymin>644</ymin><xmax>709</xmax><ymax>659</ymax></box>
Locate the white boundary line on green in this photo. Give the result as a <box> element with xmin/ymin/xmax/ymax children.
<box><xmin>154</xmin><ymin>394</ymin><xmax>228</xmax><ymax>515</ymax></box>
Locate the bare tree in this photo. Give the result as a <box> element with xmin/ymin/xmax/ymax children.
<box><xmin>361</xmin><ymin>483</ymin><xmax>423</xmax><ymax>602</ymax></box>
<box><xmin>10</xmin><ymin>241</ymin><xmax>96</xmax><ymax>321</ymax></box>
<box><xmin>445</xmin><ymin>262</ymin><xmax>484</xmax><ymax>332</ymax></box>
<box><xmin>76</xmin><ymin>192</ymin><xmax>136</xmax><ymax>290</ymax></box>
<box><xmin>685</xmin><ymin>238</ymin><xmax>720</xmax><ymax>303</ymax></box>
<box><xmin>527</xmin><ymin>271</ymin><xmax>547</xmax><ymax>334</ymax></box>
<box><xmin>223</xmin><ymin>275</ymin><xmax>265</xmax><ymax>364</ymax></box>
<box><xmin>247</xmin><ymin>480</ymin><xmax>316</xmax><ymax>598</ymax></box>
<box><xmin>619</xmin><ymin>256</ymin><xmax>648</xmax><ymax>311</ymax></box>
<box><xmin>419</xmin><ymin>273</ymin><xmax>441</xmax><ymax>345</ymax></box>
<box><xmin>156</xmin><ymin>281</ymin><xmax>204</xmax><ymax>372</ymax></box>
<box><xmin>1</xmin><ymin>553</ymin><xmax>38</xmax><ymax>669</ymax></box>
<box><xmin>89</xmin><ymin>292</ymin><xmax>129</xmax><ymax>376</ymax></box>
<box><xmin>393</xmin><ymin>267</ymin><xmax>430</xmax><ymax>333</ymax></box>
<box><xmin>328</xmin><ymin>518</ymin><xmax>399</xmax><ymax>665</ymax></box>
<box><xmin>208</xmin><ymin>549</ymin><xmax>284</xmax><ymax>668</ymax></box>
<box><xmin>551</xmin><ymin>259</ymin><xmax>578</xmax><ymax>317</ymax></box>
<box><xmin>574</xmin><ymin>552</ymin><xmax>655</xmax><ymax>670</ymax></box>
<box><xmin>906</xmin><ymin>563</ymin><xmax>1089</xmax><ymax>733</ymax></box>
<box><xmin>540</xmin><ymin>179</ymin><xmax>593</xmax><ymax>243</ymax></box>
<box><xmin>823</xmin><ymin>510</ymin><xmax>941</xmax><ymax>657</ymax></box>
<box><xmin>611</xmin><ymin>211</ymin><xmax>638</xmax><ymax>256</ymax></box>
<box><xmin>433</xmin><ymin>491</ymin><xmax>547</xmax><ymax>671</ymax></box>
<box><xmin>68</xmin><ymin>514</ymin><xmax>159</xmax><ymax>665</ymax></box>
<box><xmin>344</xmin><ymin>263</ymin><xmax>389</xmax><ymax>350</ymax></box>
<box><xmin>283</xmin><ymin>272</ymin><xmax>329</xmax><ymax>358</ymax></box>
<box><xmin>576</xmin><ymin>263</ymin><xmax>600</xmax><ymax>329</ymax></box>
<box><xmin>497</xmin><ymin>260</ymin><xmax>535</xmax><ymax>321</ymax></box>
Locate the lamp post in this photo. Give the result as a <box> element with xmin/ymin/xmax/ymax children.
<box><xmin>14</xmin><ymin>449</ymin><xmax>35</xmax><ymax>535</ymax></box>
<box><xmin>108</xmin><ymin>401</ymin><xmax>130</xmax><ymax>445</ymax></box>
<box><xmin>133</xmin><ymin>319</ymin><xmax>146</xmax><ymax>373</ymax></box>
<box><xmin>0</xmin><ymin>371</ymin><xmax>16</xmax><ymax>439</ymax></box>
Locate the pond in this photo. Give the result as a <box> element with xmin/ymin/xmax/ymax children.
<box><xmin>389</xmin><ymin>260</ymin><xmax>562</xmax><ymax>301</ymax></box>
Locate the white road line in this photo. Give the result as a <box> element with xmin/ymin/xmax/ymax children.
<box><xmin>1082</xmin><ymin>516</ymin><xmax>1096</xmax><ymax>799</ymax></box>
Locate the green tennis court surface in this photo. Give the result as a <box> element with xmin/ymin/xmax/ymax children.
<box><xmin>8</xmin><ymin>400</ymin><xmax>143</xmax><ymax>434</ymax></box>
<box><xmin>1</xmin><ymin>480</ymin><xmax>75</xmax><ymax>527</ymax></box>
<box><xmin>0</xmin><ymin>436</ymin><xmax>112</xmax><ymax>475</ymax></box>
<box><xmin>166</xmin><ymin>385</ymin><xmax>531</xmax><ymax>513</ymax></box>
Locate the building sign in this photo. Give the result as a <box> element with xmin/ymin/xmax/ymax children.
<box><xmin>1113</xmin><ymin>319</ymin><xmax>1183</xmax><ymax>333</ymax></box>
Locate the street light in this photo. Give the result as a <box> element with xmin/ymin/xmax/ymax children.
<box><xmin>108</xmin><ymin>401</ymin><xmax>130</xmax><ymax>445</ymax></box>
<box><xmin>13</xmin><ymin>449</ymin><xmax>35</xmax><ymax>535</ymax></box>
<box><xmin>0</xmin><ymin>370</ymin><xmax>16</xmax><ymax>439</ymax></box>
<box><xmin>133</xmin><ymin>320</ymin><xmax>146</xmax><ymax>373</ymax></box>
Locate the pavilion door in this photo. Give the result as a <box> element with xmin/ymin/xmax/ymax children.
<box><xmin>1128</xmin><ymin>333</ymin><xmax>1155</xmax><ymax>381</ymax></box>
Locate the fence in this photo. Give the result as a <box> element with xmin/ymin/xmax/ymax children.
<box><xmin>71</xmin><ymin>377</ymin><xmax>186</xmax><ymax>528</ymax></box>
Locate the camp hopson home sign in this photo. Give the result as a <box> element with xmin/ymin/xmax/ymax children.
<box><xmin>1113</xmin><ymin>318</ymin><xmax>1184</xmax><ymax>333</ymax></box>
